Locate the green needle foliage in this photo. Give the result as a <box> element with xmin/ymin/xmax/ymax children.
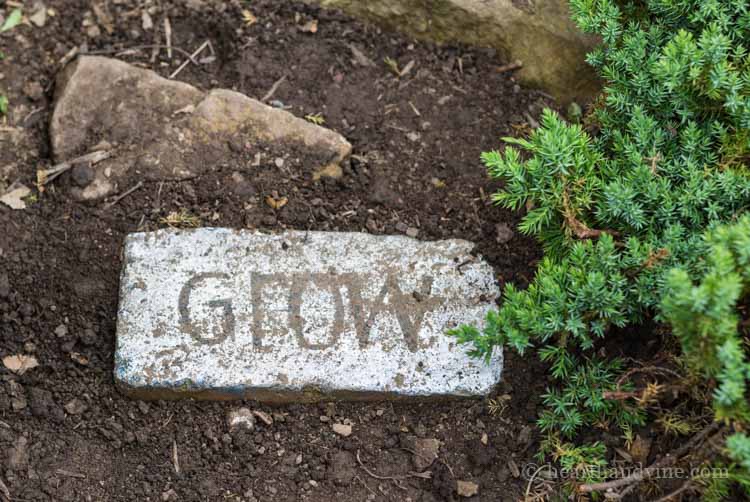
<box><xmin>451</xmin><ymin>0</ymin><xmax>750</xmax><ymax>496</ymax></box>
<box><xmin>662</xmin><ymin>217</ymin><xmax>750</xmax><ymax>499</ymax></box>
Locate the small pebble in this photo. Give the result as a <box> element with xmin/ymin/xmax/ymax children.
<box><xmin>228</xmin><ymin>408</ymin><xmax>255</xmax><ymax>432</ymax></box>
<box><xmin>70</xmin><ymin>164</ymin><xmax>95</xmax><ymax>187</ymax></box>
<box><xmin>64</xmin><ymin>398</ymin><xmax>87</xmax><ymax>415</ymax></box>
<box><xmin>332</xmin><ymin>423</ymin><xmax>352</xmax><ymax>437</ymax></box>
<box><xmin>23</xmin><ymin>81</ymin><xmax>44</xmax><ymax>101</ymax></box>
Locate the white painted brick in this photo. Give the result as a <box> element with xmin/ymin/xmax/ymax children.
<box><xmin>115</xmin><ymin>229</ymin><xmax>502</xmax><ymax>401</ymax></box>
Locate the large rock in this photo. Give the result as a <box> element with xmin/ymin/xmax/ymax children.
<box><xmin>306</xmin><ymin>0</ymin><xmax>599</xmax><ymax>104</ymax></box>
<box><xmin>50</xmin><ymin>56</ymin><xmax>352</xmax><ymax>200</ymax></box>
<box><xmin>114</xmin><ymin>229</ymin><xmax>503</xmax><ymax>401</ymax></box>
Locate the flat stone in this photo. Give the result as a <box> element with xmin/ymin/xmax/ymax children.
<box><xmin>114</xmin><ymin>229</ymin><xmax>502</xmax><ymax>401</ymax></box>
<box><xmin>50</xmin><ymin>56</ymin><xmax>352</xmax><ymax>201</ymax></box>
<box><xmin>331</xmin><ymin>423</ymin><xmax>352</xmax><ymax>437</ymax></box>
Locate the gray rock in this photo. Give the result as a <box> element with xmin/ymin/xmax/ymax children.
<box><xmin>114</xmin><ymin>229</ymin><xmax>502</xmax><ymax>401</ymax></box>
<box><xmin>495</xmin><ymin>223</ymin><xmax>514</xmax><ymax>244</ymax></box>
<box><xmin>303</xmin><ymin>0</ymin><xmax>599</xmax><ymax>104</ymax></box>
<box><xmin>50</xmin><ymin>56</ymin><xmax>352</xmax><ymax>201</ymax></box>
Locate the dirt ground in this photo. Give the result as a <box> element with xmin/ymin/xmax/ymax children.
<box><xmin>0</xmin><ymin>1</ymin><xmax>557</xmax><ymax>500</ymax></box>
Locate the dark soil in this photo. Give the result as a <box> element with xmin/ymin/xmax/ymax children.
<box><xmin>0</xmin><ymin>1</ymin><xmax>553</xmax><ymax>500</ymax></box>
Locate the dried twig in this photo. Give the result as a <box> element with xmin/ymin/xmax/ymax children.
<box><xmin>172</xmin><ymin>439</ymin><xmax>180</xmax><ymax>474</ymax></box>
<box><xmin>103</xmin><ymin>181</ymin><xmax>143</xmax><ymax>210</ymax></box>
<box><xmin>169</xmin><ymin>40</ymin><xmax>210</xmax><ymax>79</ymax></box>
<box><xmin>651</xmin><ymin>481</ymin><xmax>696</xmax><ymax>502</ymax></box>
<box><xmin>355</xmin><ymin>450</ymin><xmax>428</xmax><ymax>490</ymax></box>
<box><xmin>59</xmin><ymin>46</ymin><xmax>79</xmax><ymax>68</ymax></box>
<box><xmin>578</xmin><ymin>422</ymin><xmax>722</xmax><ymax>495</ymax></box>
<box><xmin>625</xmin><ymin>248</ymin><xmax>671</xmax><ymax>279</ymax></box>
<box><xmin>37</xmin><ymin>150</ymin><xmax>113</xmax><ymax>187</ymax></box>
<box><xmin>496</xmin><ymin>60</ymin><xmax>523</xmax><ymax>74</ymax></box>
<box><xmin>55</xmin><ymin>469</ymin><xmax>86</xmax><ymax>479</ymax></box>
<box><xmin>81</xmin><ymin>45</ymin><xmax>200</xmax><ymax>66</ymax></box>
<box><xmin>562</xmin><ymin>188</ymin><xmax>619</xmax><ymax>240</ymax></box>
<box><xmin>261</xmin><ymin>75</ymin><xmax>288</xmax><ymax>102</ymax></box>
<box><xmin>46</xmin><ymin>47</ymin><xmax>80</xmax><ymax>91</ymax></box>
<box><xmin>164</xmin><ymin>17</ymin><xmax>172</xmax><ymax>59</ymax></box>
<box><xmin>355</xmin><ymin>475</ymin><xmax>377</xmax><ymax>496</ymax></box>
<box><xmin>524</xmin><ymin>463</ymin><xmax>549</xmax><ymax>501</ymax></box>
<box><xmin>616</xmin><ymin>366</ymin><xmax>682</xmax><ymax>388</ymax></box>
<box><xmin>23</xmin><ymin>106</ymin><xmax>45</xmax><ymax>124</ymax></box>
<box><xmin>399</xmin><ymin>60</ymin><xmax>415</xmax><ymax>77</ymax></box>
<box><xmin>0</xmin><ymin>476</ymin><xmax>10</xmax><ymax>502</ymax></box>
<box><xmin>399</xmin><ymin>447</ymin><xmax>434</xmax><ymax>470</ymax></box>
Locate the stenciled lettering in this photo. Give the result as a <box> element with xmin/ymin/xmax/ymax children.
<box><xmin>346</xmin><ymin>274</ymin><xmax>440</xmax><ymax>351</ymax></box>
<box><xmin>178</xmin><ymin>272</ymin><xmax>236</xmax><ymax>345</ymax></box>
<box><xmin>178</xmin><ymin>271</ymin><xmax>444</xmax><ymax>352</ymax></box>
<box><xmin>289</xmin><ymin>273</ymin><xmax>345</xmax><ymax>350</ymax></box>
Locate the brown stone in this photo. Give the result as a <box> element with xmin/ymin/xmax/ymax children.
<box><xmin>50</xmin><ymin>56</ymin><xmax>352</xmax><ymax>201</ymax></box>
<box><xmin>412</xmin><ymin>438</ymin><xmax>440</xmax><ymax>471</ymax></box>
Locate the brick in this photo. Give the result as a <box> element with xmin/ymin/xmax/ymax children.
<box><xmin>115</xmin><ymin>229</ymin><xmax>502</xmax><ymax>401</ymax></box>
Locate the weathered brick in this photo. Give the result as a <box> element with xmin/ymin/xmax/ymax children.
<box><xmin>115</xmin><ymin>229</ymin><xmax>502</xmax><ymax>401</ymax></box>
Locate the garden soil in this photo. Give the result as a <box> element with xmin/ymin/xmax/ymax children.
<box><xmin>0</xmin><ymin>1</ymin><xmax>560</xmax><ymax>500</ymax></box>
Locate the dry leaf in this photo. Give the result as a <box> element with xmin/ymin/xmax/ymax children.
<box><xmin>456</xmin><ymin>480</ymin><xmax>479</xmax><ymax>497</ymax></box>
<box><xmin>92</xmin><ymin>3</ymin><xmax>114</xmax><ymax>34</ymax></box>
<box><xmin>0</xmin><ymin>183</ymin><xmax>31</xmax><ymax>210</ymax></box>
<box><xmin>629</xmin><ymin>434</ymin><xmax>652</xmax><ymax>465</ymax></box>
<box><xmin>299</xmin><ymin>19</ymin><xmax>318</xmax><ymax>33</ymax></box>
<box><xmin>265</xmin><ymin>195</ymin><xmax>288</xmax><ymax>210</ymax></box>
<box><xmin>3</xmin><ymin>354</ymin><xmax>39</xmax><ymax>375</ymax></box>
<box><xmin>70</xmin><ymin>352</ymin><xmax>89</xmax><ymax>366</ymax></box>
<box><xmin>242</xmin><ymin>9</ymin><xmax>257</xmax><ymax>26</ymax></box>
